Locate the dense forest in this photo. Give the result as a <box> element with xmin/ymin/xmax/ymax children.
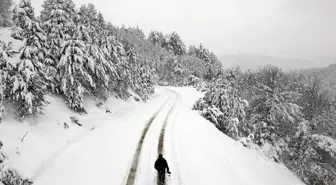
<box><xmin>0</xmin><ymin>0</ymin><xmax>222</xmax><ymax>121</ymax></box>
<box><xmin>0</xmin><ymin>0</ymin><xmax>335</xmax><ymax>184</ymax></box>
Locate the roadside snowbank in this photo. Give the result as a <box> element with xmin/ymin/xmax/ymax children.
<box><xmin>166</xmin><ymin>86</ymin><xmax>304</xmax><ymax>185</ymax></box>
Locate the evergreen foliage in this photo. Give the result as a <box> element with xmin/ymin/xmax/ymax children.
<box><xmin>0</xmin><ymin>0</ymin><xmax>14</xmax><ymax>27</ymax></box>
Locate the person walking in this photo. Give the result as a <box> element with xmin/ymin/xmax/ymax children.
<box><xmin>154</xmin><ymin>154</ymin><xmax>171</xmax><ymax>184</ymax></box>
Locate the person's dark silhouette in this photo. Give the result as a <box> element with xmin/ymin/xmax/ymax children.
<box><xmin>154</xmin><ymin>154</ymin><xmax>170</xmax><ymax>184</ymax></box>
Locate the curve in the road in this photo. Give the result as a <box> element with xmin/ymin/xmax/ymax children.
<box><xmin>165</xmin><ymin>90</ymin><xmax>184</xmax><ymax>185</ymax></box>
<box><xmin>157</xmin><ymin>90</ymin><xmax>181</xmax><ymax>185</ymax></box>
<box><xmin>125</xmin><ymin>96</ymin><xmax>171</xmax><ymax>185</ymax></box>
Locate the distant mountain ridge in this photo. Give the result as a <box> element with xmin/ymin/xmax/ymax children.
<box><xmin>219</xmin><ymin>54</ymin><xmax>335</xmax><ymax>71</ymax></box>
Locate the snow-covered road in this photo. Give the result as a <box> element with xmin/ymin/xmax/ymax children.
<box><xmin>33</xmin><ymin>87</ymin><xmax>304</xmax><ymax>185</ymax></box>
<box><xmin>33</xmin><ymin>88</ymin><xmax>179</xmax><ymax>185</ymax></box>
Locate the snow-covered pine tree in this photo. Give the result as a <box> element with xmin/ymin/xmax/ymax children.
<box><xmin>0</xmin><ymin>0</ymin><xmax>14</xmax><ymax>27</ymax></box>
<box><xmin>187</xmin><ymin>45</ymin><xmax>198</xmax><ymax>56</ymax></box>
<box><xmin>115</xmin><ymin>41</ymin><xmax>132</xmax><ymax>99</ymax></box>
<box><xmin>0</xmin><ymin>41</ymin><xmax>15</xmax><ymax>122</ymax></box>
<box><xmin>191</xmin><ymin>44</ymin><xmax>210</xmax><ymax>62</ymax></box>
<box><xmin>193</xmin><ymin>71</ymin><xmax>249</xmax><ymax>139</ymax></box>
<box><xmin>11</xmin><ymin>0</ymin><xmax>49</xmax><ymax>120</ymax></box>
<box><xmin>187</xmin><ymin>44</ymin><xmax>222</xmax><ymax>81</ymax></box>
<box><xmin>148</xmin><ymin>30</ymin><xmax>165</xmax><ymax>47</ymax></box>
<box><xmin>115</xmin><ymin>26</ymin><xmax>157</xmax><ymax>100</ymax></box>
<box><xmin>56</xmin><ymin>15</ymin><xmax>96</xmax><ymax>112</ymax></box>
<box><xmin>42</xmin><ymin>0</ymin><xmax>76</xmax><ymax>92</ymax></box>
<box><xmin>58</xmin><ymin>40</ymin><xmax>90</xmax><ymax>112</ymax></box>
<box><xmin>140</xmin><ymin>58</ymin><xmax>155</xmax><ymax>95</ymax></box>
<box><xmin>96</xmin><ymin>12</ymin><xmax>106</xmax><ymax>46</ymax></box>
<box><xmin>86</xmin><ymin>43</ymin><xmax>118</xmax><ymax>100</ymax></box>
<box><xmin>101</xmin><ymin>36</ymin><xmax>131</xmax><ymax>99</ymax></box>
<box><xmin>166</xmin><ymin>32</ymin><xmax>186</xmax><ymax>56</ymax></box>
<box><xmin>126</xmin><ymin>47</ymin><xmax>140</xmax><ymax>92</ymax></box>
<box><xmin>39</xmin><ymin>0</ymin><xmax>52</xmax><ymax>22</ymax></box>
<box><xmin>125</xmin><ymin>48</ymin><xmax>155</xmax><ymax>101</ymax></box>
<box><xmin>78</xmin><ymin>4</ymin><xmax>99</xmax><ymax>44</ymax></box>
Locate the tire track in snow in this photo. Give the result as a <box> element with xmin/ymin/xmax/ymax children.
<box><xmin>32</xmin><ymin>92</ymin><xmax>171</xmax><ymax>182</ymax></box>
<box><xmin>157</xmin><ymin>90</ymin><xmax>181</xmax><ymax>185</ymax></box>
<box><xmin>125</xmin><ymin>96</ymin><xmax>171</xmax><ymax>185</ymax></box>
<box><xmin>164</xmin><ymin>90</ymin><xmax>184</xmax><ymax>185</ymax></box>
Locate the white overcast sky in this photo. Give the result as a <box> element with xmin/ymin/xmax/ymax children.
<box><xmin>24</xmin><ymin>0</ymin><xmax>336</xmax><ymax>61</ymax></box>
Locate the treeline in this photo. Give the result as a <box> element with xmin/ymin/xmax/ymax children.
<box><xmin>0</xmin><ymin>0</ymin><xmax>221</xmax><ymax>122</ymax></box>
<box><xmin>193</xmin><ymin>65</ymin><xmax>336</xmax><ymax>185</ymax></box>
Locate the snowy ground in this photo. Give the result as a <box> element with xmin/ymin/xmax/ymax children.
<box><xmin>165</xmin><ymin>87</ymin><xmax>305</xmax><ymax>185</ymax></box>
<box><xmin>26</xmin><ymin>86</ymin><xmax>304</xmax><ymax>185</ymax></box>
<box><xmin>0</xmin><ymin>86</ymin><xmax>169</xmax><ymax>180</ymax></box>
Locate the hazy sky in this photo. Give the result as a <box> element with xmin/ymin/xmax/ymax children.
<box><xmin>24</xmin><ymin>0</ymin><xmax>336</xmax><ymax>61</ymax></box>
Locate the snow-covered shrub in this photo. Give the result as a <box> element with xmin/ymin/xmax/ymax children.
<box><xmin>239</xmin><ymin>134</ymin><xmax>254</xmax><ymax>148</ymax></box>
<box><xmin>63</xmin><ymin>122</ymin><xmax>69</xmax><ymax>130</ymax></box>
<box><xmin>193</xmin><ymin>98</ymin><xmax>208</xmax><ymax>111</ymax></box>
<box><xmin>311</xmin><ymin>134</ymin><xmax>336</xmax><ymax>158</ymax></box>
<box><xmin>0</xmin><ymin>141</ymin><xmax>32</xmax><ymax>185</ymax></box>
<box><xmin>199</xmin><ymin>105</ymin><xmax>224</xmax><ymax>127</ymax></box>
<box><xmin>185</xmin><ymin>74</ymin><xmax>199</xmax><ymax>86</ymax></box>
<box><xmin>0</xmin><ymin>165</ymin><xmax>33</xmax><ymax>185</ymax></box>
<box><xmin>0</xmin><ymin>93</ymin><xmax>8</xmax><ymax>123</ymax></box>
<box><xmin>96</xmin><ymin>102</ymin><xmax>103</xmax><ymax>108</ymax></box>
<box><xmin>70</xmin><ymin>116</ymin><xmax>81</xmax><ymax>127</ymax></box>
<box><xmin>285</xmin><ymin>134</ymin><xmax>336</xmax><ymax>185</ymax></box>
<box><xmin>281</xmin><ymin>120</ymin><xmax>336</xmax><ymax>185</ymax></box>
<box><xmin>195</xmin><ymin>80</ymin><xmax>208</xmax><ymax>92</ymax></box>
<box><xmin>193</xmin><ymin>73</ymin><xmax>249</xmax><ymax>139</ymax></box>
<box><xmin>0</xmin><ymin>140</ymin><xmax>3</xmax><ymax>164</ymax></box>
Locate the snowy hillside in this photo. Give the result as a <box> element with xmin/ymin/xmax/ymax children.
<box><xmin>29</xmin><ymin>87</ymin><xmax>304</xmax><ymax>185</ymax></box>
<box><xmin>0</xmin><ymin>87</ymin><xmax>166</xmax><ymax>180</ymax></box>
<box><xmin>2</xmin><ymin>0</ymin><xmax>334</xmax><ymax>184</ymax></box>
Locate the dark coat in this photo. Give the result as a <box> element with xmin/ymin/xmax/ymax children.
<box><xmin>154</xmin><ymin>157</ymin><xmax>170</xmax><ymax>173</ymax></box>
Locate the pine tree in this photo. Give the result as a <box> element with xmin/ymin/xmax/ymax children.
<box><xmin>86</xmin><ymin>43</ymin><xmax>117</xmax><ymax>100</ymax></box>
<box><xmin>0</xmin><ymin>41</ymin><xmax>15</xmax><ymax>122</ymax></box>
<box><xmin>166</xmin><ymin>32</ymin><xmax>186</xmax><ymax>56</ymax></box>
<box><xmin>96</xmin><ymin>12</ymin><xmax>106</xmax><ymax>46</ymax></box>
<box><xmin>42</xmin><ymin>0</ymin><xmax>77</xmax><ymax>91</ymax></box>
<box><xmin>39</xmin><ymin>0</ymin><xmax>53</xmax><ymax>22</ymax></box>
<box><xmin>101</xmin><ymin>36</ymin><xmax>132</xmax><ymax>99</ymax></box>
<box><xmin>148</xmin><ymin>30</ymin><xmax>165</xmax><ymax>46</ymax></box>
<box><xmin>125</xmin><ymin>48</ymin><xmax>155</xmax><ymax>100</ymax></box>
<box><xmin>11</xmin><ymin>0</ymin><xmax>49</xmax><ymax>120</ymax></box>
<box><xmin>57</xmin><ymin>38</ymin><xmax>92</xmax><ymax>112</ymax></box>
<box><xmin>0</xmin><ymin>0</ymin><xmax>14</xmax><ymax>27</ymax></box>
<box><xmin>56</xmin><ymin>10</ymin><xmax>100</xmax><ymax>112</ymax></box>
<box><xmin>78</xmin><ymin>4</ymin><xmax>98</xmax><ymax>44</ymax></box>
